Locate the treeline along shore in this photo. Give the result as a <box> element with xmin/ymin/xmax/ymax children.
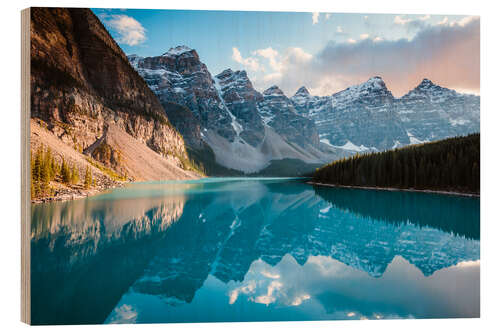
<box><xmin>312</xmin><ymin>134</ymin><xmax>480</xmax><ymax>195</ymax></box>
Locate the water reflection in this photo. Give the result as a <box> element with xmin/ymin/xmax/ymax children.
<box><xmin>30</xmin><ymin>178</ymin><xmax>480</xmax><ymax>325</ymax></box>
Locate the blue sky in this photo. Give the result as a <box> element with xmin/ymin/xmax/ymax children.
<box><xmin>93</xmin><ymin>9</ymin><xmax>479</xmax><ymax>97</ymax></box>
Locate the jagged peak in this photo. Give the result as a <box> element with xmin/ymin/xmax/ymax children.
<box><xmin>365</xmin><ymin>76</ymin><xmax>387</xmax><ymax>88</ymax></box>
<box><xmin>215</xmin><ymin>68</ymin><xmax>249</xmax><ymax>80</ymax></box>
<box><xmin>215</xmin><ymin>68</ymin><xmax>234</xmax><ymax>78</ymax></box>
<box><xmin>294</xmin><ymin>86</ymin><xmax>310</xmax><ymax>96</ymax></box>
<box><xmin>127</xmin><ymin>54</ymin><xmax>143</xmax><ymax>65</ymax></box>
<box><xmin>263</xmin><ymin>85</ymin><xmax>284</xmax><ymax>96</ymax></box>
<box><xmin>341</xmin><ymin>76</ymin><xmax>388</xmax><ymax>94</ymax></box>
<box><xmin>417</xmin><ymin>78</ymin><xmax>435</xmax><ymax>89</ymax></box>
<box><xmin>368</xmin><ymin>75</ymin><xmax>384</xmax><ymax>82</ymax></box>
<box><xmin>162</xmin><ymin>45</ymin><xmax>196</xmax><ymax>57</ymax></box>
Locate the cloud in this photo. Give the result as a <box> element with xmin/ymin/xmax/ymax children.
<box><xmin>394</xmin><ymin>15</ymin><xmax>412</xmax><ymax>25</ymax></box>
<box><xmin>393</xmin><ymin>14</ymin><xmax>433</xmax><ymax>32</ymax></box>
<box><xmin>316</xmin><ymin>16</ymin><xmax>479</xmax><ymax>95</ymax></box>
<box><xmin>229</xmin><ymin>281</ymin><xmax>257</xmax><ymax>305</ymax></box>
<box><xmin>253</xmin><ymin>47</ymin><xmax>281</xmax><ymax>71</ymax></box>
<box><xmin>438</xmin><ymin>17</ymin><xmax>449</xmax><ymax>25</ymax></box>
<box><xmin>244</xmin><ymin>16</ymin><xmax>479</xmax><ymax>97</ymax></box>
<box><xmin>232</xmin><ymin>47</ymin><xmax>261</xmax><ymax>71</ymax></box>
<box><xmin>100</xmin><ymin>14</ymin><xmax>147</xmax><ymax>46</ymax></box>
<box><xmin>450</xmin><ymin>16</ymin><xmax>478</xmax><ymax>27</ymax></box>
<box><xmin>336</xmin><ymin>26</ymin><xmax>347</xmax><ymax>36</ymax></box>
<box><xmin>312</xmin><ymin>12</ymin><xmax>320</xmax><ymax>25</ymax></box>
<box><xmin>253</xmin><ymin>280</ymin><xmax>283</xmax><ymax>306</ymax></box>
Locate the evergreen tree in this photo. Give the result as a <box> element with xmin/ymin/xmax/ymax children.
<box><xmin>84</xmin><ymin>166</ymin><xmax>92</xmax><ymax>189</ymax></box>
<box><xmin>61</xmin><ymin>158</ymin><xmax>71</xmax><ymax>184</ymax></box>
<box><xmin>312</xmin><ymin>134</ymin><xmax>479</xmax><ymax>194</ymax></box>
<box><xmin>70</xmin><ymin>164</ymin><xmax>79</xmax><ymax>185</ymax></box>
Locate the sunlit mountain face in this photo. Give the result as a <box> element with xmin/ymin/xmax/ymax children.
<box><xmin>30</xmin><ymin>178</ymin><xmax>479</xmax><ymax>324</ymax></box>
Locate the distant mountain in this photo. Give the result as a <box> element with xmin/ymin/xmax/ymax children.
<box><xmin>258</xmin><ymin>85</ymin><xmax>320</xmax><ymax>148</ymax></box>
<box><xmin>397</xmin><ymin>79</ymin><xmax>480</xmax><ymax>143</ymax></box>
<box><xmin>30</xmin><ymin>8</ymin><xmax>198</xmax><ymax>200</ymax></box>
<box><xmin>129</xmin><ymin>46</ymin><xmax>479</xmax><ymax>174</ymax></box>
<box><xmin>291</xmin><ymin>77</ymin><xmax>480</xmax><ymax>151</ymax></box>
<box><xmin>130</xmin><ymin>49</ymin><xmax>344</xmax><ymax>174</ymax></box>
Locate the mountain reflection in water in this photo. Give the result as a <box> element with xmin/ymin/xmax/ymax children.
<box><xmin>30</xmin><ymin>178</ymin><xmax>480</xmax><ymax>325</ymax></box>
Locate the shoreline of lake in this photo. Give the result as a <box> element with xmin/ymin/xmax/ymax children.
<box><xmin>307</xmin><ymin>182</ymin><xmax>480</xmax><ymax>198</ymax></box>
<box><xmin>30</xmin><ymin>182</ymin><xmax>125</xmax><ymax>204</ymax></box>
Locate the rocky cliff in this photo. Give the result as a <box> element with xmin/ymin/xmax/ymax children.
<box><xmin>258</xmin><ymin>85</ymin><xmax>320</xmax><ymax>148</ymax></box>
<box><xmin>30</xmin><ymin>8</ymin><xmax>198</xmax><ymax>200</ymax></box>
<box><xmin>128</xmin><ymin>46</ymin><xmax>237</xmax><ymax>148</ymax></box>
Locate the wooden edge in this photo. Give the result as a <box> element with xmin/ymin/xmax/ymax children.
<box><xmin>21</xmin><ymin>7</ymin><xmax>31</xmax><ymax>325</ymax></box>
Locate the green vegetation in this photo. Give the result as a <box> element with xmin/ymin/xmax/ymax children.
<box><xmin>186</xmin><ymin>144</ymin><xmax>243</xmax><ymax>177</ymax></box>
<box><xmin>31</xmin><ymin>146</ymin><xmax>87</xmax><ymax>199</ymax></box>
<box><xmin>31</xmin><ymin>146</ymin><xmax>57</xmax><ymax>199</ymax></box>
<box><xmin>85</xmin><ymin>157</ymin><xmax>126</xmax><ymax>181</ymax></box>
<box><xmin>84</xmin><ymin>166</ymin><xmax>93</xmax><ymax>189</ymax></box>
<box><xmin>313</xmin><ymin>134</ymin><xmax>480</xmax><ymax>194</ymax></box>
<box><xmin>60</xmin><ymin>158</ymin><xmax>72</xmax><ymax>184</ymax></box>
<box><xmin>248</xmin><ymin>159</ymin><xmax>322</xmax><ymax>177</ymax></box>
<box><xmin>175</xmin><ymin>151</ymin><xmax>206</xmax><ymax>176</ymax></box>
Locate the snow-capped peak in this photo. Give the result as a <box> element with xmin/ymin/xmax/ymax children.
<box><xmin>216</xmin><ymin>68</ymin><xmax>234</xmax><ymax>78</ymax></box>
<box><xmin>294</xmin><ymin>86</ymin><xmax>310</xmax><ymax>96</ymax></box>
<box><xmin>162</xmin><ymin>45</ymin><xmax>195</xmax><ymax>57</ymax></box>
<box><xmin>364</xmin><ymin>76</ymin><xmax>387</xmax><ymax>90</ymax></box>
<box><xmin>263</xmin><ymin>85</ymin><xmax>285</xmax><ymax>96</ymax></box>
<box><xmin>331</xmin><ymin>76</ymin><xmax>392</xmax><ymax>102</ymax></box>
<box><xmin>127</xmin><ymin>54</ymin><xmax>143</xmax><ymax>66</ymax></box>
<box><xmin>403</xmin><ymin>78</ymin><xmax>458</xmax><ymax>99</ymax></box>
<box><xmin>417</xmin><ymin>78</ymin><xmax>435</xmax><ymax>89</ymax></box>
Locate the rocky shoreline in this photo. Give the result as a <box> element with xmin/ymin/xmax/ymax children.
<box><xmin>31</xmin><ymin>182</ymin><xmax>124</xmax><ymax>204</ymax></box>
<box><xmin>307</xmin><ymin>182</ymin><xmax>480</xmax><ymax>198</ymax></box>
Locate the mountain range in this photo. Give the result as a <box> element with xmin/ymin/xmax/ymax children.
<box><xmin>130</xmin><ymin>46</ymin><xmax>480</xmax><ymax>174</ymax></box>
<box><xmin>29</xmin><ymin>8</ymin><xmax>480</xmax><ymax>186</ymax></box>
<box><xmin>129</xmin><ymin>48</ymin><xmax>342</xmax><ymax>174</ymax></box>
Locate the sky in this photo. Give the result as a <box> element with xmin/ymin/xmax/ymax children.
<box><xmin>92</xmin><ymin>9</ymin><xmax>479</xmax><ymax>97</ymax></box>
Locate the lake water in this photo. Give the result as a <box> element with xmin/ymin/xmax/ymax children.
<box><xmin>30</xmin><ymin>178</ymin><xmax>480</xmax><ymax>325</ymax></box>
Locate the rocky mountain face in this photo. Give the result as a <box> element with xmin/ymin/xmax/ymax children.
<box><xmin>397</xmin><ymin>79</ymin><xmax>480</xmax><ymax>143</ymax></box>
<box><xmin>258</xmin><ymin>85</ymin><xmax>320</xmax><ymax>148</ymax></box>
<box><xmin>292</xmin><ymin>77</ymin><xmax>410</xmax><ymax>151</ymax></box>
<box><xmin>130</xmin><ymin>49</ymin><xmax>341</xmax><ymax>174</ymax></box>
<box><xmin>291</xmin><ymin>77</ymin><xmax>480</xmax><ymax>151</ymax></box>
<box><xmin>128</xmin><ymin>47</ymin><xmax>237</xmax><ymax>149</ymax></box>
<box><xmin>129</xmin><ymin>44</ymin><xmax>479</xmax><ymax>173</ymax></box>
<box><xmin>214</xmin><ymin>69</ymin><xmax>265</xmax><ymax>147</ymax></box>
<box><xmin>30</xmin><ymin>8</ymin><xmax>198</xmax><ymax>193</ymax></box>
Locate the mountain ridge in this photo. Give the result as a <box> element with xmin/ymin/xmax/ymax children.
<box><xmin>129</xmin><ymin>45</ymin><xmax>479</xmax><ymax>173</ymax></box>
<box><xmin>129</xmin><ymin>50</ymin><xmax>344</xmax><ymax>174</ymax></box>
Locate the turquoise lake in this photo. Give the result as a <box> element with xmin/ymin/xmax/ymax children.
<box><xmin>30</xmin><ymin>178</ymin><xmax>480</xmax><ymax>325</ymax></box>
